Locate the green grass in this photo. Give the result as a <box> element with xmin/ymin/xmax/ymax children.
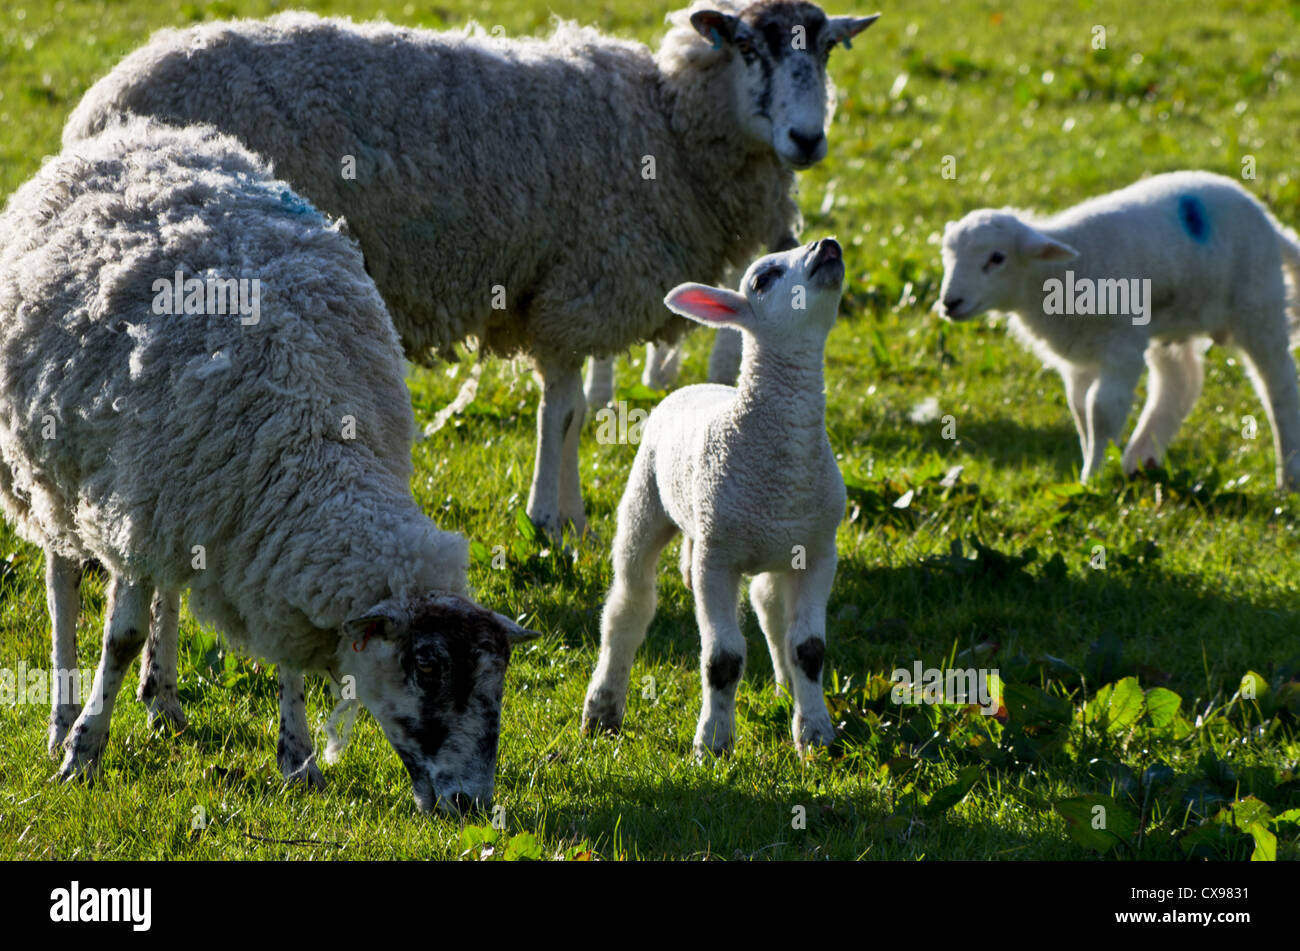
<box><xmin>3</xmin><ymin>0</ymin><xmax>1300</xmax><ymax>860</ymax></box>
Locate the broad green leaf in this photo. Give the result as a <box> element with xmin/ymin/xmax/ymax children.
<box><xmin>1055</xmin><ymin>794</ymin><xmax>1138</xmax><ymax>852</ymax></box>
<box><xmin>1239</xmin><ymin>670</ymin><xmax>1270</xmax><ymax>703</ymax></box>
<box><xmin>1144</xmin><ymin>686</ymin><xmax>1182</xmax><ymax>730</ymax></box>
<box><xmin>505</xmin><ymin>831</ymin><xmax>543</xmax><ymax>861</ymax></box>
<box><xmin>1085</xmin><ymin>677</ymin><xmax>1144</xmax><ymax>734</ymax></box>
<box><xmin>1248</xmin><ymin>825</ymin><xmax>1276</xmax><ymax>862</ymax></box>
<box><xmin>925</xmin><ymin>764</ymin><xmax>983</xmax><ymax>816</ymax></box>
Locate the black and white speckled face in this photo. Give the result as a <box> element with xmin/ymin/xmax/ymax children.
<box><xmin>338</xmin><ymin>594</ymin><xmax>536</xmax><ymax>815</ymax></box>
<box><xmin>692</xmin><ymin>2</ymin><xmax>879</xmax><ymax>169</ymax></box>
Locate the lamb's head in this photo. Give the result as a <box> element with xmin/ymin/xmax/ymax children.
<box><xmin>938</xmin><ymin>210</ymin><xmax>1079</xmax><ymax>321</ymax></box>
<box><xmin>687</xmin><ymin>2</ymin><xmax>880</xmax><ymax>168</ymax></box>
<box><xmin>664</xmin><ymin>237</ymin><xmax>845</xmax><ymax>345</ymax></box>
<box><xmin>336</xmin><ymin>594</ymin><xmax>538</xmax><ymax>815</ymax></box>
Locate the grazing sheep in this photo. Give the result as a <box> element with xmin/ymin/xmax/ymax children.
<box><xmin>63</xmin><ymin>2</ymin><xmax>879</xmax><ymax>539</ymax></box>
<box><xmin>581</xmin><ymin>239</ymin><xmax>847</xmax><ymax>755</ymax></box>
<box><xmin>0</xmin><ymin>118</ymin><xmax>537</xmax><ymax>813</ymax></box>
<box><xmin>938</xmin><ymin>171</ymin><xmax>1300</xmax><ymax>488</ymax></box>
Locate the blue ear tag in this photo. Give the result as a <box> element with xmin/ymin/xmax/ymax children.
<box><xmin>842</xmin><ymin>35</ymin><xmax>852</xmax><ymax>50</ymax></box>
<box><xmin>710</xmin><ymin>27</ymin><xmax>723</xmax><ymax>50</ymax></box>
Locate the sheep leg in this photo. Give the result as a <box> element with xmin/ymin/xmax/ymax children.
<box><xmin>1081</xmin><ymin>357</ymin><xmax>1143</xmax><ymax>482</ymax></box>
<box><xmin>691</xmin><ymin>552</ymin><xmax>745</xmax><ymax>757</ymax></box>
<box><xmin>582</xmin><ymin>466</ymin><xmax>677</xmax><ymax>734</ymax></box>
<box><xmin>1233</xmin><ymin>315</ymin><xmax>1300</xmax><ymax>489</ymax></box>
<box><xmin>783</xmin><ymin>553</ymin><xmax>837</xmax><ymax>752</ymax></box>
<box><xmin>276</xmin><ymin>667</ymin><xmax>325</xmax><ymax>790</ymax></box>
<box><xmin>706</xmin><ymin>328</ymin><xmax>744</xmax><ymax>386</ymax></box>
<box><xmin>749</xmin><ymin>572</ymin><xmax>793</xmax><ymax>695</ymax></box>
<box><xmin>58</xmin><ymin>575</ymin><xmax>151</xmax><ymax>782</ymax></box>
<box><xmin>136</xmin><ymin>588</ymin><xmax>186</xmax><ymax>732</ymax></box>
<box><xmin>584</xmin><ymin>356</ymin><xmax>615</xmax><ymax>410</ymax></box>
<box><xmin>528</xmin><ymin>360</ymin><xmax>587</xmax><ymax>538</ymax></box>
<box><xmin>1122</xmin><ymin>341</ymin><xmax>1204</xmax><ymax>475</ymax></box>
<box><xmin>1061</xmin><ymin>364</ymin><xmax>1099</xmax><ymax>467</ymax></box>
<box><xmin>642</xmin><ymin>342</ymin><xmax>683</xmax><ymax>390</ymax></box>
<box><xmin>45</xmin><ymin>550</ymin><xmax>82</xmax><ymax>758</ymax></box>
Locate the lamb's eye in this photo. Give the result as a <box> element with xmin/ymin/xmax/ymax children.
<box><xmin>986</xmin><ymin>251</ymin><xmax>1006</xmax><ymax>269</ymax></box>
<box><xmin>752</xmin><ymin>267</ymin><xmax>783</xmax><ymax>293</ymax></box>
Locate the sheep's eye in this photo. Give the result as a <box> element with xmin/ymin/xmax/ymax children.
<box><xmin>752</xmin><ymin>267</ymin><xmax>783</xmax><ymax>293</ymax></box>
<box><xmin>735</xmin><ymin>38</ymin><xmax>755</xmax><ymax>57</ymax></box>
<box><xmin>984</xmin><ymin>251</ymin><xmax>1006</xmax><ymax>270</ymax></box>
<box><xmin>417</xmin><ymin>664</ymin><xmax>435</xmax><ymax>674</ymax></box>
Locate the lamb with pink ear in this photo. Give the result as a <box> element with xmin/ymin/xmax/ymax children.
<box><xmin>581</xmin><ymin>239</ymin><xmax>848</xmax><ymax>756</ymax></box>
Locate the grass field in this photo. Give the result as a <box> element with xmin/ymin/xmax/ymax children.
<box><xmin>2</xmin><ymin>0</ymin><xmax>1300</xmax><ymax>861</ymax></box>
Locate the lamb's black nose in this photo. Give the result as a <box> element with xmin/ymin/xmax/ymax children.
<box><xmin>943</xmin><ymin>297</ymin><xmax>963</xmax><ymax>314</ymax></box>
<box><xmin>788</xmin><ymin>129</ymin><xmax>825</xmax><ymax>160</ymax></box>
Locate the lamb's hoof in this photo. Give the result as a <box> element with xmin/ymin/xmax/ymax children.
<box><xmin>280</xmin><ymin>756</ymin><xmax>326</xmax><ymax>791</ymax></box>
<box><xmin>692</xmin><ymin>722</ymin><xmax>735</xmax><ymax>759</ymax></box>
<box><xmin>57</xmin><ymin>729</ymin><xmax>105</xmax><ymax>784</ymax></box>
<box><xmin>47</xmin><ymin>707</ymin><xmax>80</xmax><ymax>759</ymax></box>
<box><xmin>692</xmin><ymin>740</ymin><xmax>734</xmax><ymax>761</ymax></box>
<box><xmin>143</xmin><ymin>695</ymin><xmax>188</xmax><ymax>734</ymax></box>
<box><xmin>793</xmin><ymin>712</ymin><xmax>836</xmax><ymax>753</ymax></box>
<box><xmin>581</xmin><ymin>689</ymin><xmax>624</xmax><ymax>736</ymax></box>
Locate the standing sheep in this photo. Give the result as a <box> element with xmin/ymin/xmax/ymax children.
<box><xmin>938</xmin><ymin>171</ymin><xmax>1300</xmax><ymax>488</ymax></box>
<box><xmin>0</xmin><ymin>118</ymin><xmax>536</xmax><ymax>813</ymax></box>
<box><xmin>63</xmin><ymin>1</ymin><xmax>880</xmax><ymax>540</ymax></box>
<box><xmin>582</xmin><ymin>239</ymin><xmax>847</xmax><ymax>755</ymax></box>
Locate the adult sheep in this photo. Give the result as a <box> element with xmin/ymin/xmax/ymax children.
<box><xmin>0</xmin><ymin>118</ymin><xmax>536</xmax><ymax>813</ymax></box>
<box><xmin>63</xmin><ymin>1</ymin><xmax>880</xmax><ymax>539</ymax></box>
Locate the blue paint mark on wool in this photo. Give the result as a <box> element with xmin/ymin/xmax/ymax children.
<box><xmin>1178</xmin><ymin>194</ymin><xmax>1209</xmax><ymax>242</ymax></box>
<box><xmin>276</xmin><ymin>188</ymin><xmax>318</xmax><ymax>218</ymax></box>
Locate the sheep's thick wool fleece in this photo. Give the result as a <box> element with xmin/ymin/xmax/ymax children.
<box><xmin>0</xmin><ymin>120</ymin><xmax>467</xmax><ymax>670</ymax></box>
<box><xmin>63</xmin><ymin>5</ymin><xmax>798</xmax><ymax>365</ymax></box>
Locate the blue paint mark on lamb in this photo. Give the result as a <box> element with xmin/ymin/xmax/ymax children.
<box><xmin>1178</xmin><ymin>193</ymin><xmax>1210</xmax><ymax>242</ymax></box>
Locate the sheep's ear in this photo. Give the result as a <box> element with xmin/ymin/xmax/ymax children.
<box><xmin>690</xmin><ymin>10</ymin><xmax>740</xmax><ymax>47</ymax></box>
<box><xmin>491</xmin><ymin>610</ymin><xmax>542</xmax><ymax>645</ymax></box>
<box><xmin>342</xmin><ymin>610</ymin><xmax>404</xmax><ymax>646</ymax></box>
<box><xmin>664</xmin><ymin>283</ymin><xmax>753</xmax><ymax>327</ymax></box>
<box><xmin>1019</xmin><ymin>226</ymin><xmax>1079</xmax><ymax>262</ymax></box>
<box><xmin>825</xmin><ymin>14</ymin><xmax>881</xmax><ymax>48</ymax></box>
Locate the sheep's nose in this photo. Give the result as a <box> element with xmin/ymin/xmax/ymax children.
<box><xmin>943</xmin><ymin>297</ymin><xmax>963</xmax><ymax>314</ymax></box>
<box><xmin>788</xmin><ymin>129</ymin><xmax>825</xmax><ymax>159</ymax></box>
<box><xmin>451</xmin><ymin>792</ymin><xmax>481</xmax><ymax>816</ymax></box>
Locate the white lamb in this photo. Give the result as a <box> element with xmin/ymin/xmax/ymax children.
<box><xmin>938</xmin><ymin>171</ymin><xmax>1300</xmax><ymax>488</ymax></box>
<box><xmin>64</xmin><ymin>2</ymin><xmax>879</xmax><ymax>541</ymax></box>
<box><xmin>581</xmin><ymin>238</ymin><xmax>847</xmax><ymax>755</ymax></box>
<box><xmin>0</xmin><ymin>119</ymin><xmax>536</xmax><ymax>813</ymax></box>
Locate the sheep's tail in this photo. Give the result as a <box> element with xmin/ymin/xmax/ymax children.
<box><xmin>421</xmin><ymin>356</ymin><xmax>484</xmax><ymax>438</ymax></box>
<box><xmin>1273</xmin><ymin>217</ymin><xmax>1300</xmax><ymax>344</ymax></box>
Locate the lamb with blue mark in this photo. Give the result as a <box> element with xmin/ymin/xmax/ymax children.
<box><xmin>938</xmin><ymin>170</ymin><xmax>1300</xmax><ymax>489</ymax></box>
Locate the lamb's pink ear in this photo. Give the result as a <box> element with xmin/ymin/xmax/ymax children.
<box><xmin>1020</xmin><ymin>226</ymin><xmax>1079</xmax><ymax>262</ymax></box>
<box><xmin>664</xmin><ymin>283</ymin><xmax>752</xmax><ymax>327</ymax></box>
